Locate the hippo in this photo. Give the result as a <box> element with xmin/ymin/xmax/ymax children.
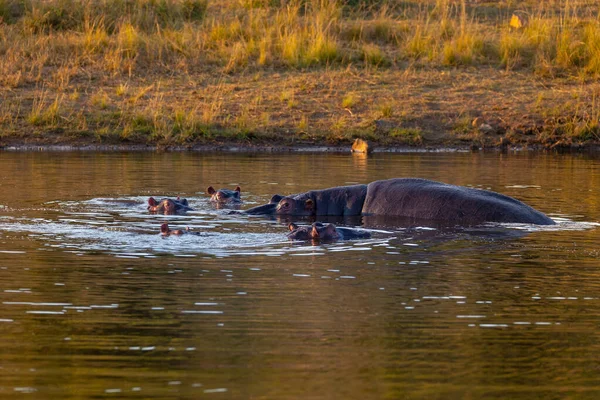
<box><xmin>245</xmin><ymin>178</ymin><xmax>555</xmax><ymax>225</ymax></box>
<box><xmin>239</xmin><ymin>194</ymin><xmax>285</xmax><ymax>215</ymax></box>
<box><xmin>160</xmin><ymin>223</ymin><xmax>203</xmax><ymax>236</ymax></box>
<box><xmin>148</xmin><ymin>196</ymin><xmax>193</xmax><ymax>214</ymax></box>
<box><xmin>160</xmin><ymin>223</ymin><xmax>189</xmax><ymax>236</ymax></box>
<box><xmin>206</xmin><ymin>186</ymin><xmax>242</xmax><ymax>208</ymax></box>
<box><xmin>287</xmin><ymin>222</ymin><xmax>371</xmax><ymax>241</ymax></box>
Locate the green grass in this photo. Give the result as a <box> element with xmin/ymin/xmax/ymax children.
<box><xmin>389</xmin><ymin>128</ymin><xmax>423</xmax><ymax>145</ymax></box>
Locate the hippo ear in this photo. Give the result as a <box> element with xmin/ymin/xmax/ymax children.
<box><xmin>235</xmin><ymin>186</ymin><xmax>241</xmax><ymax>193</ymax></box>
<box><xmin>148</xmin><ymin>197</ymin><xmax>158</xmax><ymax>206</ymax></box>
<box><xmin>311</xmin><ymin>224</ymin><xmax>320</xmax><ymax>238</ymax></box>
<box><xmin>207</xmin><ymin>186</ymin><xmax>215</xmax><ymax>195</ymax></box>
<box><xmin>288</xmin><ymin>223</ymin><xmax>298</xmax><ymax>231</ymax></box>
<box><xmin>270</xmin><ymin>194</ymin><xmax>284</xmax><ymax>203</ymax></box>
<box><xmin>304</xmin><ymin>199</ymin><xmax>315</xmax><ymax>212</ymax></box>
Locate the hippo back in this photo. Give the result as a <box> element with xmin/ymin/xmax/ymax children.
<box><xmin>336</xmin><ymin>226</ymin><xmax>372</xmax><ymax>239</ymax></box>
<box><xmin>362</xmin><ymin>178</ymin><xmax>555</xmax><ymax>225</ymax></box>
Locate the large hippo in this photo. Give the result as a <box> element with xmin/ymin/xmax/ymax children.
<box><xmin>288</xmin><ymin>222</ymin><xmax>371</xmax><ymax>241</ymax></box>
<box><xmin>245</xmin><ymin>178</ymin><xmax>555</xmax><ymax>225</ymax></box>
<box><xmin>148</xmin><ymin>197</ymin><xmax>193</xmax><ymax>214</ymax></box>
<box><xmin>206</xmin><ymin>186</ymin><xmax>242</xmax><ymax>208</ymax></box>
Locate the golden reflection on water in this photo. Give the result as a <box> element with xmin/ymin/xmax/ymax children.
<box><xmin>0</xmin><ymin>151</ymin><xmax>598</xmax><ymax>399</ymax></box>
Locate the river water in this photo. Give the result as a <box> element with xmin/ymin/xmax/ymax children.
<box><xmin>0</xmin><ymin>151</ymin><xmax>598</xmax><ymax>399</ymax></box>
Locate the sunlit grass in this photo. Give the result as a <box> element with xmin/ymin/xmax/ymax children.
<box><xmin>115</xmin><ymin>83</ymin><xmax>129</xmax><ymax>97</ymax></box>
<box><xmin>27</xmin><ymin>92</ymin><xmax>63</xmax><ymax>127</ymax></box>
<box><xmin>2</xmin><ymin>0</ymin><xmax>600</xmax><ymax>146</ymax></box>
<box><xmin>378</xmin><ymin>103</ymin><xmax>393</xmax><ymax>118</ymax></box>
<box><xmin>2</xmin><ymin>0</ymin><xmax>600</xmax><ymax>77</ymax></box>
<box><xmin>91</xmin><ymin>91</ymin><xmax>111</xmax><ymax>110</ymax></box>
<box><xmin>361</xmin><ymin>44</ymin><xmax>389</xmax><ymax>66</ymax></box>
<box><xmin>342</xmin><ymin>93</ymin><xmax>357</xmax><ymax>109</ymax></box>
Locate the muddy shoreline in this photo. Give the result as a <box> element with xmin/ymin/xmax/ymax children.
<box><xmin>1</xmin><ymin>137</ymin><xmax>599</xmax><ymax>153</ymax></box>
<box><xmin>2</xmin><ymin>143</ymin><xmax>599</xmax><ymax>153</ymax></box>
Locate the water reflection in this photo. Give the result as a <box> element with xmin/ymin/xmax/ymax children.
<box><xmin>0</xmin><ymin>151</ymin><xmax>598</xmax><ymax>399</ymax></box>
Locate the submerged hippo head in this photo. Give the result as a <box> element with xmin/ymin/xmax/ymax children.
<box><xmin>286</xmin><ymin>222</ymin><xmax>340</xmax><ymax>241</ymax></box>
<box><xmin>160</xmin><ymin>223</ymin><xmax>188</xmax><ymax>236</ymax></box>
<box><xmin>148</xmin><ymin>197</ymin><xmax>192</xmax><ymax>214</ymax></box>
<box><xmin>310</xmin><ymin>222</ymin><xmax>340</xmax><ymax>241</ymax></box>
<box><xmin>207</xmin><ymin>186</ymin><xmax>242</xmax><ymax>207</ymax></box>
<box><xmin>150</xmin><ymin>198</ymin><xmax>177</xmax><ymax>214</ymax></box>
<box><xmin>287</xmin><ymin>223</ymin><xmax>314</xmax><ymax>241</ymax></box>
<box><xmin>160</xmin><ymin>223</ymin><xmax>205</xmax><ymax>236</ymax></box>
<box><xmin>276</xmin><ymin>197</ymin><xmax>315</xmax><ymax>216</ymax></box>
<box><xmin>288</xmin><ymin>222</ymin><xmax>371</xmax><ymax>242</ymax></box>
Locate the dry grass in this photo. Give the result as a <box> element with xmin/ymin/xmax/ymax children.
<box><xmin>1</xmin><ymin>0</ymin><xmax>600</xmax><ymax>147</ymax></box>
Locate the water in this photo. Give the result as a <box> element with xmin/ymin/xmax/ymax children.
<box><xmin>0</xmin><ymin>151</ymin><xmax>599</xmax><ymax>399</ymax></box>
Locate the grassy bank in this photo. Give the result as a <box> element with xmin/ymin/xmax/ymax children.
<box><xmin>1</xmin><ymin>0</ymin><xmax>600</xmax><ymax>149</ymax></box>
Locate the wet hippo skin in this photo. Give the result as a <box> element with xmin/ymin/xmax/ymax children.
<box><xmin>276</xmin><ymin>184</ymin><xmax>367</xmax><ymax>217</ymax></box>
<box><xmin>243</xmin><ymin>194</ymin><xmax>285</xmax><ymax>215</ymax></box>
<box><xmin>246</xmin><ymin>178</ymin><xmax>555</xmax><ymax>225</ymax></box>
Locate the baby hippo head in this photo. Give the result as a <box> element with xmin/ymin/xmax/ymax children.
<box><xmin>276</xmin><ymin>197</ymin><xmax>315</xmax><ymax>215</ymax></box>
<box><xmin>207</xmin><ymin>186</ymin><xmax>242</xmax><ymax>205</ymax></box>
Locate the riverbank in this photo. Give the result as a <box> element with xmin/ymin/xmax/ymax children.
<box><xmin>2</xmin><ymin>66</ymin><xmax>600</xmax><ymax>152</ymax></box>
<box><xmin>1</xmin><ymin>1</ymin><xmax>600</xmax><ymax>151</ymax></box>
<box><xmin>2</xmin><ymin>140</ymin><xmax>600</xmax><ymax>153</ymax></box>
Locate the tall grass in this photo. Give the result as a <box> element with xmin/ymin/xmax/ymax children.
<box><xmin>2</xmin><ymin>0</ymin><xmax>600</xmax><ymax>144</ymax></box>
<box><xmin>2</xmin><ymin>0</ymin><xmax>600</xmax><ymax>80</ymax></box>
<box><xmin>27</xmin><ymin>91</ymin><xmax>63</xmax><ymax>127</ymax></box>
